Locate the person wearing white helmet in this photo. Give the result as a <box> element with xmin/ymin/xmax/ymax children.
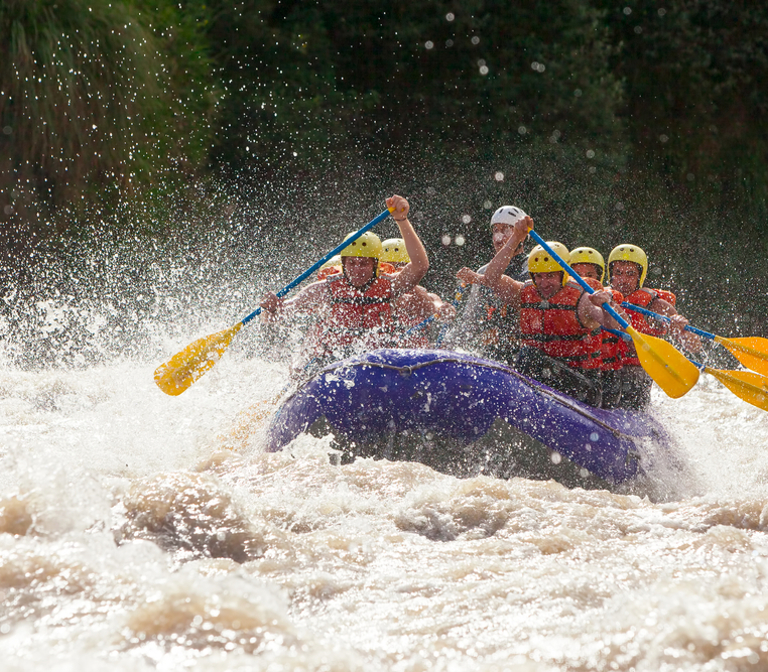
<box><xmin>486</xmin><ymin>206</ymin><xmax>531</xmax><ymax>280</ymax></box>
<box><xmin>443</xmin><ymin>205</ymin><xmax>531</xmax><ymax>362</ymax></box>
<box><xmin>457</xmin><ymin>218</ymin><xmax>626</xmax><ymax>407</ymax></box>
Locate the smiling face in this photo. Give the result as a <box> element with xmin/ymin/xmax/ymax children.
<box><xmin>342</xmin><ymin>256</ymin><xmax>377</xmax><ymax>287</ymax></box>
<box><xmin>610</xmin><ymin>261</ymin><xmax>642</xmax><ymax>295</ymax></box>
<box><xmin>532</xmin><ymin>271</ymin><xmax>565</xmax><ymax>299</ymax></box>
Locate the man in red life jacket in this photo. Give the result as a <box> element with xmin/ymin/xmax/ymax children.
<box><xmin>260</xmin><ymin>195</ymin><xmax>429</xmax><ymax>364</ymax></box>
<box><xmin>457</xmin><ymin>218</ymin><xmax>624</xmax><ymax>407</ymax></box>
<box><xmin>380</xmin><ymin>238</ymin><xmax>455</xmax><ymax>347</ymax></box>
<box><xmin>607</xmin><ymin>244</ymin><xmax>700</xmax><ymax>410</ymax></box>
<box><xmin>570</xmin><ymin>247</ymin><xmax>625</xmax><ymax>409</ymax></box>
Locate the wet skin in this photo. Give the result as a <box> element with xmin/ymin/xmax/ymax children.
<box><xmin>492</xmin><ymin>223</ymin><xmax>525</xmax><ymax>255</ymax></box>
<box><xmin>532</xmin><ymin>271</ymin><xmax>565</xmax><ymax>299</ymax></box>
<box><xmin>610</xmin><ymin>260</ymin><xmax>642</xmax><ymax>295</ymax></box>
<box><xmin>343</xmin><ymin>256</ymin><xmax>377</xmax><ymax>288</ymax></box>
<box><xmin>571</xmin><ymin>263</ymin><xmax>602</xmax><ymax>282</ymax></box>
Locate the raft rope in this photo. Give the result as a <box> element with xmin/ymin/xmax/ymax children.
<box><xmin>311</xmin><ymin>355</ymin><xmax>634</xmax><ymax>440</ymax></box>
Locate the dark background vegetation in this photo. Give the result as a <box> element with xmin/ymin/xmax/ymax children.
<box><xmin>1</xmin><ymin>0</ymin><xmax>766</xmax><ymax>341</ymax></box>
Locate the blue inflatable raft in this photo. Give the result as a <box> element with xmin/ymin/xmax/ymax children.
<box><xmin>265</xmin><ymin>348</ymin><xmax>674</xmax><ymax>487</ymax></box>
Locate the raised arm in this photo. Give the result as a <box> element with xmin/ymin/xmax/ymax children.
<box><xmin>483</xmin><ymin>216</ymin><xmax>532</xmax><ymax>286</ymax></box>
<box><xmin>459</xmin><ymin>215</ymin><xmax>531</xmax><ymax>306</ymax></box>
<box><xmin>388</xmin><ymin>195</ymin><xmax>429</xmax><ymax>297</ymax></box>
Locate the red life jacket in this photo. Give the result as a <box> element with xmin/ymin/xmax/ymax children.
<box><xmin>615</xmin><ymin>287</ymin><xmax>676</xmax><ymax>366</ymax></box>
<box><xmin>574</xmin><ymin>276</ymin><xmax>624</xmax><ymax>372</ymax></box>
<box><xmin>582</xmin><ymin>277</ymin><xmax>604</xmax><ymax>292</ymax></box>
<box><xmin>519</xmin><ymin>280</ymin><xmax>602</xmax><ymax>370</ymax></box>
<box><xmin>317</xmin><ymin>265</ymin><xmax>342</xmax><ymax>281</ymax></box>
<box><xmin>325</xmin><ymin>274</ymin><xmax>395</xmax><ymax>350</ymax></box>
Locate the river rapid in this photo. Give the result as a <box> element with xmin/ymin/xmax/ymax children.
<box><xmin>2</xmin><ymin>257</ymin><xmax>768</xmax><ymax>672</ymax></box>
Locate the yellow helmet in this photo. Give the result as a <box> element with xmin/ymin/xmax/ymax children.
<box><xmin>608</xmin><ymin>244</ymin><xmax>648</xmax><ymax>288</ymax></box>
<box><xmin>340</xmin><ymin>231</ymin><xmax>383</xmax><ymax>259</ymax></box>
<box><xmin>528</xmin><ymin>242</ymin><xmax>570</xmax><ymax>285</ymax></box>
<box><xmin>319</xmin><ymin>254</ymin><xmax>342</xmax><ymax>270</ymax></box>
<box><xmin>569</xmin><ymin>246</ymin><xmax>605</xmax><ymax>283</ymax></box>
<box><xmin>380</xmin><ymin>238</ymin><xmax>410</xmax><ymax>264</ymax></box>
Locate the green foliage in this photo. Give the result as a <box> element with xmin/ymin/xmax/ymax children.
<box><xmin>1</xmin><ymin>0</ymin><xmax>767</xmax><ymax>309</ymax></box>
<box><xmin>597</xmin><ymin>0</ymin><xmax>768</xmax><ymax>224</ymax></box>
<box><xmin>0</xmin><ymin>0</ymin><xmax>217</xmax><ymax>253</ymax></box>
<box><xmin>204</xmin><ymin>0</ymin><xmax>625</xmax><ymax>174</ymax></box>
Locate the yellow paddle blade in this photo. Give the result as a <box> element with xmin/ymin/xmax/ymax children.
<box><xmin>715</xmin><ymin>336</ymin><xmax>768</xmax><ymax>377</ymax></box>
<box><xmin>626</xmin><ymin>325</ymin><xmax>700</xmax><ymax>398</ymax></box>
<box><xmin>154</xmin><ymin>323</ymin><xmax>243</xmax><ymax>396</ymax></box>
<box><xmin>705</xmin><ymin>367</ymin><xmax>768</xmax><ymax>412</ymax></box>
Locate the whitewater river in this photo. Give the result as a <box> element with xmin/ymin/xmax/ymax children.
<box><xmin>2</xmin><ymin>282</ymin><xmax>768</xmax><ymax>671</ymax></box>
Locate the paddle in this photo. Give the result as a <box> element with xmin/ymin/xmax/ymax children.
<box><xmin>528</xmin><ymin>231</ymin><xmax>700</xmax><ymax>398</ymax></box>
<box><xmin>693</xmin><ymin>360</ymin><xmax>768</xmax><ymax>411</ymax></box>
<box><xmin>622</xmin><ymin>301</ymin><xmax>768</xmax><ymax>377</ymax></box>
<box><xmin>154</xmin><ymin>207</ymin><xmax>394</xmax><ymax>396</ymax></box>
<box><xmin>604</xmin><ymin>328</ymin><xmax>768</xmax><ymax>411</ymax></box>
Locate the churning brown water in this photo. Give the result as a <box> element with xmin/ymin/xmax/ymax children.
<box><xmin>2</xmin><ymin>343</ymin><xmax>768</xmax><ymax>671</ymax></box>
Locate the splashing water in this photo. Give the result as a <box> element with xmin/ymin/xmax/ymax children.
<box><xmin>2</xmin><ymin>226</ymin><xmax>768</xmax><ymax>672</ymax></box>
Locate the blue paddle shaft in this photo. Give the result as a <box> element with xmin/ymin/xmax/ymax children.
<box><xmin>241</xmin><ymin>208</ymin><xmax>392</xmax><ymax>325</ymax></box>
<box><xmin>622</xmin><ymin>302</ymin><xmax>714</xmax><ymax>341</ymax></box>
<box><xmin>527</xmin><ymin>231</ymin><xmax>630</xmax><ymax>330</ymax></box>
<box><xmin>403</xmin><ymin>315</ymin><xmax>435</xmax><ymax>337</ymax></box>
<box><xmin>603</xmin><ymin>327</ymin><xmax>631</xmax><ymax>342</ymax></box>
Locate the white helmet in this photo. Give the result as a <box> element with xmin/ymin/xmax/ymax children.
<box><xmin>490</xmin><ymin>205</ymin><xmax>527</xmax><ymax>227</ymax></box>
